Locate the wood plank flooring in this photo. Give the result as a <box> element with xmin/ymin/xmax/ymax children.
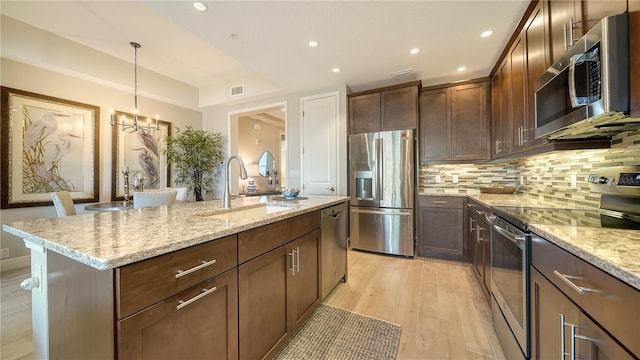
<box><xmin>1</xmin><ymin>251</ymin><xmax>505</xmax><ymax>360</ymax></box>
<box><xmin>1</xmin><ymin>267</ymin><xmax>33</xmax><ymax>360</ymax></box>
<box><xmin>324</xmin><ymin>250</ymin><xmax>506</xmax><ymax>360</ymax></box>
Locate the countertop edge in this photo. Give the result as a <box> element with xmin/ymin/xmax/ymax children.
<box><xmin>4</xmin><ymin>196</ymin><xmax>349</xmax><ymax>270</ymax></box>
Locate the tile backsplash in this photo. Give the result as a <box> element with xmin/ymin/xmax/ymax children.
<box><xmin>419</xmin><ymin>130</ymin><xmax>640</xmax><ymax>207</ymax></box>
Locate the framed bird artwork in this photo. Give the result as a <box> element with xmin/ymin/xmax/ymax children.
<box><xmin>0</xmin><ymin>87</ymin><xmax>99</xmax><ymax>208</ymax></box>
<box><xmin>110</xmin><ymin>110</ymin><xmax>171</xmax><ymax>201</ymax></box>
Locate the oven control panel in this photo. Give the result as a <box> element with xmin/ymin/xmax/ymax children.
<box><xmin>617</xmin><ymin>173</ymin><xmax>640</xmax><ymax>187</ymax></box>
<box><xmin>588</xmin><ymin>166</ymin><xmax>640</xmax><ymax>195</ymax></box>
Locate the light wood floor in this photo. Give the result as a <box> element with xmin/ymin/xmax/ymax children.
<box><xmin>1</xmin><ymin>251</ymin><xmax>505</xmax><ymax>360</ymax></box>
<box><xmin>324</xmin><ymin>250</ymin><xmax>506</xmax><ymax>360</ymax></box>
<box><xmin>1</xmin><ymin>267</ymin><xmax>33</xmax><ymax>360</ymax></box>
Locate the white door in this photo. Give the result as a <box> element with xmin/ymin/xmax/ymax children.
<box><xmin>301</xmin><ymin>93</ymin><xmax>338</xmax><ymax>195</ymax></box>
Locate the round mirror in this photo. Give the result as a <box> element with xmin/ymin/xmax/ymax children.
<box><xmin>258</xmin><ymin>151</ymin><xmax>275</xmax><ymax>176</ymax></box>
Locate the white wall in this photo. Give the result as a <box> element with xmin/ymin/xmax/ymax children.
<box><xmin>0</xmin><ymin>58</ymin><xmax>202</xmax><ymax>268</ymax></box>
<box><xmin>202</xmin><ymin>84</ymin><xmax>349</xmax><ymax>197</ymax></box>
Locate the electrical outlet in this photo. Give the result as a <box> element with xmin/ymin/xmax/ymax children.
<box><xmin>570</xmin><ymin>174</ymin><xmax>577</xmax><ymax>189</ymax></box>
<box><xmin>0</xmin><ymin>248</ymin><xmax>9</xmax><ymax>259</ymax></box>
<box><xmin>452</xmin><ymin>175</ymin><xmax>459</xmax><ymax>183</ymax></box>
<box><xmin>520</xmin><ymin>175</ymin><xmax>524</xmax><ymax>185</ymax></box>
<box><xmin>435</xmin><ymin>175</ymin><xmax>441</xmax><ymax>183</ymax></box>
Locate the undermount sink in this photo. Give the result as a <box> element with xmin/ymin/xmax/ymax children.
<box><xmin>203</xmin><ymin>204</ymin><xmax>291</xmax><ymax>221</ymax></box>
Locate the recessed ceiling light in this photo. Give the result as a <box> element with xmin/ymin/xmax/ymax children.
<box><xmin>308</xmin><ymin>40</ymin><xmax>319</xmax><ymax>48</ymax></box>
<box><xmin>481</xmin><ymin>30</ymin><xmax>493</xmax><ymax>38</ymax></box>
<box><xmin>457</xmin><ymin>66</ymin><xmax>467</xmax><ymax>72</ymax></box>
<box><xmin>332</xmin><ymin>67</ymin><xmax>341</xmax><ymax>73</ymax></box>
<box><xmin>192</xmin><ymin>1</ymin><xmax>207</xmax><ymax>11</ymax></box>
<box><xmin>410</xmin><ymin>48</ymin><xmax>420</xmax><ymax>55</ymax></box>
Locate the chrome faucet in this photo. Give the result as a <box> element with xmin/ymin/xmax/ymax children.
<box><xmin>223</xmin><ymin>155</ymin><xmax>248</xmax><ymax>208</ymax></box>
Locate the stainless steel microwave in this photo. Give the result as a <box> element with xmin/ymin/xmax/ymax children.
<box><xmin>534</xmin><ymin>13</ymin><xmax>634</xmax><ymax>140</ymax></box>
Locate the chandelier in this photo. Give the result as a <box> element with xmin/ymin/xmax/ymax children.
<box><xmin>110</xmin><ymin>42</ymin><xmax>159</xmax><ymax>133</ymax></box>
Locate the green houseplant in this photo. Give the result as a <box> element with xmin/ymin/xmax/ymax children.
<box><xmin>164</xmin><ymin>125</ymin><xmax>225</xmax><ymax>201</ymax></box>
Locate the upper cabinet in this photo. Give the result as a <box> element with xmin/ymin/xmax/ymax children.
<box><xmin>547</xmin><ymin>0</ymin><xmax>628</xmax><ymax>63</ymax></box>
<box><xmin>349</xmin><ymin>81</ymin><xmax>420</xmax><ymax>134</ymax></box>
<box><xmin>420</xmin><ymin>81</ymin><xmax>490</xmax><ymax>162</ymax></box>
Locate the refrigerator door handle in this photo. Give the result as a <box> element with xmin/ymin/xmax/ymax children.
<box><xmin>377</xmin><ymin>138</ymin><xmax>384</xmax><ymax>202</ymax></box>
<box><xmin>350</xmin><ymin>208</ymin><xmax>412</xmax><ymax>216</ymax></box>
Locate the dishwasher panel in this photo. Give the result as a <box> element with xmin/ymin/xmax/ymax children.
<box><xmin>321</xmin><ymin>202</ymin><xmax>348</xmax><ymax>298</ymax></box>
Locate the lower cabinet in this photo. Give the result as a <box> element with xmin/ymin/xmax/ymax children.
<box><xmin>467</xmin><ymin>199</ymin><xmax>491</xmax><ymax>301</ymax></box>
<box><xmin>530</xmin><ymin>268</ymin><xmax>635</xmax><ymax>360</ymax></box>
<box><xmin>418</xmin><ymin>196</ymin><xmax>467</xmax><ymax>260</ymax></box>
<box><xmin>118</xmin><ymin>268</ymin><xmax>239</xmax><ymax>360</ymax></box>
<box><xmin>530</xmin><ymin>235</ymin><xmax>639</xmax><ymax>359</ymax></box>
<box><xmin>238</xmin><ymin>228</ymin><xmax>321</xmax><ymax>360</ymax></box>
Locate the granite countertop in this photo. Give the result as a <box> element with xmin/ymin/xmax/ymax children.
<box><xmin>421</xmin><ymin>189</ymin><xmax>639</xmax><ymax>290</ymax></box>
<box><xmin>3</xmin><ymin>195</ymin><xmax>349</xmax><ymax>271</ymax></box>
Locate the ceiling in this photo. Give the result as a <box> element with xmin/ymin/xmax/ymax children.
<box><xmin>0</xmin><ymin>1</ymin><xmax>529</xmax><ymax>109</ymax></box>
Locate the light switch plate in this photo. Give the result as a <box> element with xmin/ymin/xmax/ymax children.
<box><xmin>435</xmin><ymin>175</ymin><xmax>441</xmax><ymax>183</ymax></box>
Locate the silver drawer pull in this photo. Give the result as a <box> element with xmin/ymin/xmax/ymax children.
<box><xmin>175</xmin><ymin>259</ymin><xmax>217</xmax><ymax>279</ymax></box>
<box><xmin>553</xmin><ymin>270</ymin><xmax>598</xmax><ymax>295</ymax></box>
<box><xmin>432</xmin><ymin>200</ymin><xmax>447</xmax><ymax>204</ymax></box>
<box><xmin>176</xmin><ymin>286</ymin><xmax>217</xmax><ymax>310</ymax></box>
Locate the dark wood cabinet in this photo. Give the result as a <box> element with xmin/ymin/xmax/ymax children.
<box><xmin>118</xmin><ymin>268</ymin><xmax>239</xmax><ymax>360</ymax></box>
<box><xmin>420</xmin><ymin>82</ymin><xmax>489</xmax><ymax>162</ymax></box>
<box><xmin>630</xmin><ymin>11</ymin><xmax>640</xmax><ymax>118</ymax></box>
<box><xmin>419</xmin><ymin>88</ymin><xmax>449</xmax><ymax>161</ymax></box>
<box><xmin>349</xmin><ymin>82</ymin><xmax>419</xmax><ymax>134</ymax></box>
<box><xmin>418</xmin><ymin>196</ymin><xmax>467</xmax><ymax>260</ymax></box>
<box><xmin>547</xmin><ymin>0</ymin><xmax>628</xmax><ymax>63</ymax></box>
<box><xmin>238</xmin><ymin>215</ymin><xmax>321</xmax><ymax>360</ymax></box>
<box><xmin>467</xmin><ymin>199</ymin><xmax>491</xmax><ymax>302</ymax></box>
<box><xmin>349</xmin><ymin>93</ymin><xmax>381</xmax><ymax>134</ymax></box>
<box><xmin>509</xmin><ymin>36</ymin><xmax>528</xmax><ymax>152</ymax></box>
<box><xmin>530</xmin><ymin>268</ymin><xmax>636</xmax><ymax>360</ymax></box>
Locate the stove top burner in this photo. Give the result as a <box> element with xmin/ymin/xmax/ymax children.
<box><xmin>492</xmin><ymin>194</ymin><xmax>640</xmax><ymax>231</ymax></box>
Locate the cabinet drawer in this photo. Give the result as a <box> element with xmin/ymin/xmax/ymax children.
<box><xmin>238</xmin><ymin>210</ymin><xmax>320</xmax><ymax>264</ymax></box>
<box><xmin>116</xmin><ymin>235</ymin><xmax>238</xmax><ymax>319</ymax></box>
<box><xmin>419</xmin><ymin>196</ymin><xmax>463</xmax><ymax>208</ymax></box>
<box><xmin>531</xmin><ymin>236</ymin><xmax>640</xmax><ymax>357</ymax></box>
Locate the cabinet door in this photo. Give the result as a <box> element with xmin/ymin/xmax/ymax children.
<box><xmin>548</xmin><ymin>0</ymin><xmax>581</xmax><ymax>63</ymax></box>
<box><xmin>451</xmin><ymin>82</ymin><xmax>488</xmax><ymax>160</ymax></box>
<box><xmin>349</xmin><ymin>93</ymin><xmax>380</xmax><ymax>134</ymax></box>
<box><xmin>491</xmin><ymin>72</ymin><xmax>503</xmax><ymax>158</ymax></box>
<box><xmin>510</xmin><ymin>35</ymin><xmax>527</xmax><ymax>152</ymax></box>
<box><xmin>581</xmin><ymin>0</ymin><xmax>628</xmax><ymax>34</ymax></box>
<box><xmin>381</xmin><ymin>86</ymin><xmax>418</xmax><ymax>131</ymax></box>
<box><xmin>530</xmin><ymin>267</ymin><xmax>581</xmax><ymax>360</ymax></box>
<box><xmin>499</xmin><ymin>58</ymin><xmax>513</xmax><ymax>155</ymax></box>
<box><xmin>418</xmin><ymin>206</ymin><xmax>463</xmax><ymax>258</ymax></box>
<box><xmin>288</xmin><ymin>229</ymin><xmax>321</xmax><ymax>332</ymax></box>
<box><xmin>118</xmin><ymin>269</ymin><xmax>239</xmax><ymax>360</ymax></box>
<box><xmin>523</xmin><ymin>1</ymin><xmax>550</xmax><ymax>149</ymax></box>
<box><xmin>238</xmin><ymin>246</ymin><xmax>290</xmax><ymax>360</ymax></box>
<box><xmin>577</xmin><ymin>312</ymin><xmax>636</xmax><ymax>360</ymax></box>
<box><xmin>419</xmin><ymin>88</ymin><xmax>450</xmax><ymax>161</ymax></box>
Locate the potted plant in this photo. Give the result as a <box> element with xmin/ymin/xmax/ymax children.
<box><xmin>164</xmin><ymin>125</ymin><xmax>224</xmax><ymax>201</ymax></box>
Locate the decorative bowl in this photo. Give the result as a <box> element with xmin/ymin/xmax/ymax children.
<box><xmin>281</xmin><ymin>188</ymin><xmax>300</xmax><ymax>199</ymax></box>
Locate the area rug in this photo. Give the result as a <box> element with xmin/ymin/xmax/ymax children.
<box><xmin>274</xmin><ymin>304</ymin><xmax>401</xmax><ymax>360</ymax></box>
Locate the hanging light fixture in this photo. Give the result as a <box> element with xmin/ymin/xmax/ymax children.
<box><xmin>110</xmin><ymin>41</ymin><xmax>159</xmax><ymax>132</ymax></box>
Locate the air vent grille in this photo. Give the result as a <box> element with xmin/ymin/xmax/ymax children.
<box><xmin>230</xmin><ymin>84</ymin><xmax>244</xmax><ymax>97</ymax></box>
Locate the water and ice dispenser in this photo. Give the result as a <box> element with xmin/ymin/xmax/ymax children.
<box><xmin>355</xmin><ymin>171</ymin><xmax>373</xmax><ymax>200</ymax></box>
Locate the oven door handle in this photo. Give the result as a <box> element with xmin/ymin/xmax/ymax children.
<box><xmin>489</xmin><ymin>218</ymin><xmax>526</xmax><ymax>249</ymax></box>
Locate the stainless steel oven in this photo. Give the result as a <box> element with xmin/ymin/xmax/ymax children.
<box><xmin>488</xmin><ymin>213</ymin><xmax>529</xmax><ymax>360</ymax></box>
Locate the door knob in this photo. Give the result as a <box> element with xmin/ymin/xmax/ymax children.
<box><xmin>327</xmin><ymin>187</ymin><xmax>336</xmax><ymax>192</ymax></box>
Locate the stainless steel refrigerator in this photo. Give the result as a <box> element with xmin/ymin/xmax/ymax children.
<box><xmin>349</xmin><ymin>129</ymin><xmax>414</xmax><ymax>257</ymax></box>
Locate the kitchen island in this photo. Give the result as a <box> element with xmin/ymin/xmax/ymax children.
<box><xmin>3</xmin><ymin>195</ymin><xmax>349</xmax><ymax>360</ymax></box>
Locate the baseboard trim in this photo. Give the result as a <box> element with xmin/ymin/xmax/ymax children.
<box><xmin>1</xmin><ymin>255</ymin><xmax>30</xmax><ymax>272</ymax></box>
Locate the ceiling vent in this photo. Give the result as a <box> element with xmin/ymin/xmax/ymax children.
<box><xmin>390</xmin><ymin>68</ymin><xmax>413</xmax><ymax>78</ymax></box>
<box><xmin>230</xmin><ymin>84</ymin><xmax>244</xmax><ymax>97</ymax></box>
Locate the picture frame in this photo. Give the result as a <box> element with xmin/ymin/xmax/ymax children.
<box><xmin>111</xmin><ymin>110</ymin><xmax>171</xmax><ymax>201</ymax></box>
<box><xmin>1</xmin><ymin>87</ymin><xmax>99</xmax><ymax>209</ymax></box>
